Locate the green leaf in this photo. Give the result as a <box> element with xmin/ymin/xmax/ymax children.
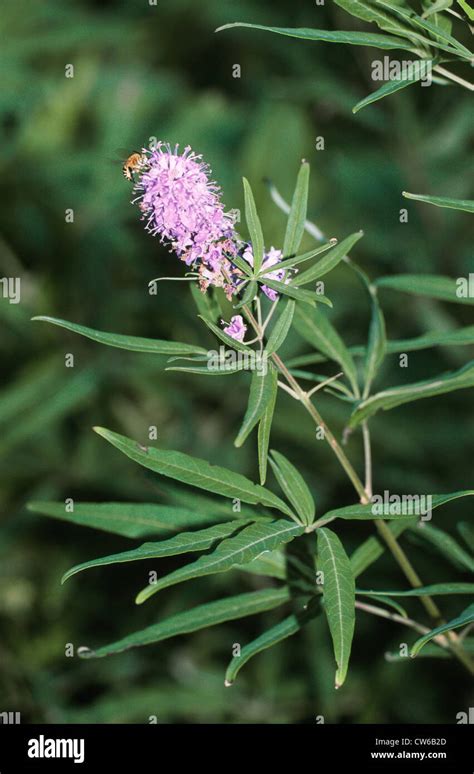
<box><xmin>376</xmin><ymin>274</ymin><xmax>474</xmax><ymax>304</ymax></box>
<box><xmin>349</xmin><ymin>360</ymin><xmax>474</xmax><ymax>427</ymax></box>
<box><xmin>387</xmin><ymin>642</ymin><xmax>474</xmax><ymax>660</ymax></box>
<box><xmin>411</xmin><ymin>604</ymin><xmax>474</xmax><ymax>656</ymax></box>
<box><xmin>409</xmin><ymin>523</ymin><xmax>474</xmax><ymax>573</ymax></box>
<box><xmin>334</xmin><ymin>0</ymin><xmax>416</xmax><ymax>36</ymax></box>
<box><xmin>318</xmin><ymin>491</ymin><xmax>474</xmax><ymax>524</ymax></box>
<box><xmin>350</xmin><ymin>520</ymin><xmax>417</xmax><ymax>577</ymax></box>
<box><xmin>458</xmin><ymin>522</ymin><xmax>474</xmax><ymax>554</ymax></box>
<box><xmin>402</xmin><ymin>191</ymin><xmax>474</xmax><ymax>213</ymax></box>
<box><xmin>79</xmin><ymin>588</ymin><xmax>291</xmax><ymax>658</ymax></box>
<box><xmin>261</xmin><ymin>278</ymin><xmax>331</xmax><ymax>307</ymax></box>
<box><xmin>382</xmin><ymin>326</ymin><xmax>474</xmax><ymax>353</ymax></box>
<box><xmin>294</xmin><ymin>231</ymin><xmax>364</xmax><ymax>285</ymax></box>
<box><xmin>62</xmin><ymin>520</ymin><xmax>253</xmax><ymax>583</ymax></box>
<box><xmin>93</xmin><ymin>427</ymin><xmax>294</xmax><ymax>517</ymax></box>
<box><xmin>166</xmin><ymin>361</ymin><xmax>247</xmax><ymax>376</ymax></box>
<box><xmin>283</xmin><ymin>161</ymin><xmax>309</xmax><ymax>257</ymax></box>
<box><xmin>234</xmin><ymin>365</ymin><xmax>278</xmax><ymax>447</ymax></box>
<box><xmin>32</xmin><ymin>316</ymin><xmax>206</xmax><ymax>356</ymax></box>
<box><xmin>353</xmin><ymin>62</ymin><xmax>433</xmax><ymax>113</ymax></box>
<box><xmin>457</xmin><ymin>0</ymin><xmax>474</xmax><ymax>21</ymax></box>
<box><xmin>423</xmin><ymin>0</ymin><xmax>453</xmax><ymax>18</ymax></box>
<box><xmin>229</xmin><ymin>253</ymin><xmax>254</xmax><ymax>277</ymax></box>
<box><xmin>364</xmin><ymin>286</ymin><xmax>386</xmax><ymax>396</ymax></box>
<box><xmin>265</xmin><ymin>240</ymin><xmax>338</xmax><ymax>275</ymax></box>
<box><xmin>135</xmin><ymin>519</ymin><xmax>305</xmax><ymax>603</ymax></box>
<box><xmin>266</xmin><ymin>299</ymin><xmax>295</xmax><ymax>356</ymax></box>
<box><xmin>293</xmin><ymin>304</ymin><xmax>359</xmax><ymax>396</ymax></box>
<box><xmin>257</xmin><ymin>374</ymin><xmax>279</xmax><ymax>485</ymax></box>
<box><xmin>224</xmin><ymin>600</ymin><xmax>320</xmax><ymax>685</ymax></box>
<box><xmin>216</xmin><ymin>22</ymin><xmax>418</xmax><ymax>50</ymax></box>
<box><xmin>358</xmin><ymin>583</ymin><xmax>474</xmax><ymax>597</ymax></box>
<box><xmin>28</xmin><ymin>500</ymin><xmax>229</xmax><ymax>538</ymax></box>
<box><xmin>269</xmin><ymin>450</ymin><xmax>316</xmax><ymax>526</ymax></box>
<box><xmin>198</xmin><ymin>316</ymin><xmax>250</xmax><ymax>353</ymax></box>
<box><xmin>375</xmin><ymin>0</ymin><xmax>473</xmax><ymax>56</ymax></box>
<box><xmin>243</xmin><ymin>177</ymin><xmax>265</xmax><ymax>274</ymax></box>
<box><xmin>317</xmin><ymin>527</ymin><xmax>356</xmax><ymax>688</ymax></box>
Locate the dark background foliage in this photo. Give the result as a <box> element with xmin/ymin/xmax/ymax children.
<box><xmin>1</xmin><ymin>0</ymin><xmax>473</xmax><ymax>723</ymax></box>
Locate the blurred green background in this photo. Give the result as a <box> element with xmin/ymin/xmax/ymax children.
<box><xmin>1</xmin><ymin>0</ymin><xmax>473</xmax><ymax>723</ymax></box>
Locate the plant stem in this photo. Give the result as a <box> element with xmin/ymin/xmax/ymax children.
<box><xmin>433</xmin><ymin>65</ymin><xmax>474</xmax><ymax>91</ymax></box>
<box><xmin>362</xmin><ymin>421</ymin><xmax>372</xmax><ymax>499</ymax></box>
<box><xmin>363</xmin><ymin>421</ymin><xmax>474</xmax><ymax>675</ymax></box>
<box><xmin>273</xmin><ymin>351</ymin><xmax>369</xmax><ymax>503</ymax></box>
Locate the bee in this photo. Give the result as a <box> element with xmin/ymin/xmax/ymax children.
<box><xmin>122</xmin><ymin>151</ymin><xmax>146</xmax><ymax>182</ymax></box>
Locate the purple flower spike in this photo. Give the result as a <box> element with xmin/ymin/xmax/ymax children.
<box><xmin>222</xmin><ymin>315</ymin><xmax>247</xmax><ymax>342</ymax></box>
<box><xmin>134</xmin><ymin>142</ymin><xmax>237</xmax><ymax>270</ymax></box>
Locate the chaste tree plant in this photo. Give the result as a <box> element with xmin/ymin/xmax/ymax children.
<box><xmin>30</xmin><ymin>141</ymin><xmax>474</xmax><ymax>688</ymax></box>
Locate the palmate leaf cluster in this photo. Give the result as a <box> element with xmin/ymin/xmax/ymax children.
<box><xmin>30</xmin><ymin>163</ymin><xmax>474</xmax><ymax>688</ymax></box>
<box><xmin>217</xmin><ymin>0</ymin><xmax>474</xmax><ymax>113</ymax></box>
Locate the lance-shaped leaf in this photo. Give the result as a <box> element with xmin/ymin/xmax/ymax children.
<box><xmin>411</xmin><ymin>604</ymin><xmax>474</xmax><ymax>657</ymax></box>
<box><xmin>32</xmin><ymin>316</ymin><xmax>206</xmax><ymax>356</ymax></box>
<box><xmin>234</xmin><ymin>365</ymin><xmax>278</xmax><ymax>447</ymax></box>
<box><xmin>358</xmin><ymin>583</ymin><xmax>474</xmax><ymax>598</ymax></box>
<box><xmin>283</xmin><ymin>161</ymin><xmax>309</xmax><ymax>257</ymax></box>
<box><xmin>62</xmin><ymin>520</ymin><xmax>253</xmax><ymax>583</ymax></box>
<box><xmin>458</xmin><ymin>522</ymin><xmax>474</xmax><ymax>553</ymax></box>
<box><xmin>135</xmin><ymin>519</ymin><xmax>305</xmax><ymax>604</ymax></box>
<box><xmin>261</xmin><ymin>278</ymin><xmax>331</xmax><ymax>307</ymax></box>
<box><xmin>216</xmin><ymin>22</ymin><xmax>419</xmax><ymax>50</ymax></box>
<box><xmin>78</xmin><ymin>588</ymin><xmax>291</xmax><ymax>658</ymax></box>
<box><xmin>353</xmin><ymin>61</ymin><xmax>433</xmax><ymax>113</ymax></box>
<box><xmin>167</xmin><ymin>360</ymin><xmax>247</xmax><ymax>376</ymax></box>
<box><xmin>269</xmin><ymin>450</ymin><xmax>315</xmax><ymax>525</ymax></box>
<box><xmin>402</xmin><ymin>191</ymin><xmax>474</xmax><ymax>214</ymax></box>
<box><xmin>265</xmin><ymin>240</ymin><xmax>338</xmax><ymax>275</ymax></box>
<box><xmin>294</xmin><ymin>304</ymin><xmax>359</xmax><ymax>396</ymax></box>
<box><xmin>27</xmin><ymin>501</ymin><xmax>231</xmax><ymax>539</ymax></box>
<box><xmin>363</xmin><ymin>285</ymin><xmax>386</xmax><ymax>396</ymax></box>
<box><xmin>266</xmin><ymin>299</ymin><xmax>295</xmax><ymax>356</ymax></box>
<box><xmin>381</xmin><ymin>326</ymin><xmax>474</xmax><ymax>354</ymax></box>
<box><xmin>294</xmin><ymin>231</ymin><xmax>363</xmax><ymax>285</ymax></box>
<box><xmin>349</xmin><ymin>360</ymin><xmax>474</xmax><ymax>427</ymax></box>
<box><xmin>317</xmin><ymin>527</ymin><xmax>356</xmax><ymax>688</ymax></box>
<box><xmin>375</xmin><ymin>274</ymin><xmax>474</xmax><ymax>305</ymax></box>
<box><xmin>257</xmin><ymin>373</ymin><xmax>279</xmax><ymax>485</ymax></box>
<box><xmin>225</xmin><ymin>599</ymin><xmax>320</xmax><ymax>685</ymax></box>
<box><xmin>387</xmin><ymin>641</ymin><xmax>474</xmax><ymax>661</ymax></box>
<box><xmin>317</xmin><ymin>491</ymin><xmax>474</xmax><ymax>525</ymax></box>
<box><xmin>93</xmin><ymin>427</ymin><xmax>293</xmax><ymax>517</ymax></box>
<box><xmin>334</xmin><ymin>0</ymin><xmax>420</xmax><ymax>37</ymax></box>
<box><xmin>376</xmin><ymin>0</ymin><xmax>472</xmax><ymax>57</ymax></box>
<box><xmin>409</xmin><ymin>523</ymin><xmax>474</xmax><ymax>573</ymax></box>
<box><xmin>243</xmin><ymin>177</ymin><xmax>264</xmax><ymax>274</ymax></box>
